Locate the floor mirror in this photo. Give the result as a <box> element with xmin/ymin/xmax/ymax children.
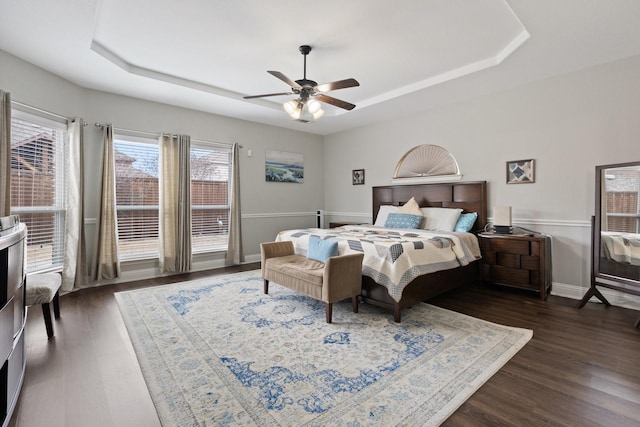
<box><xmin>578</xmin><ymin>161</ymin><xmax>640</xmax><ymax>327</ymax></box>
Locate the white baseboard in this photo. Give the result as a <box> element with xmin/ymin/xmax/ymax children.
<box><xmin>551</xmin><ymin>281</ymin><xmax>640</xmax><ymax>311</ymax></box>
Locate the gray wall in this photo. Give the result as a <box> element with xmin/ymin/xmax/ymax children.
<box><xmin>3</xmin><ymin>46</ymin><xmax>640</xmax><ymax>308</ymax></box>
<box><xmin>0</xmin><ymin>49</ymin><xmax>324</xmax><ymax>282</ymax></box>
<box><xmin>323</xmin><ymin>54</ymin><xmax>640</xmax><ymax>309</ymax></box>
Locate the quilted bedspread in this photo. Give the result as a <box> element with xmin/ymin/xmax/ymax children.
<box><xmin>276</xmin><ymin>225</ymin><xmax>481</xmax><ymax>302</ymax></box>
<box><xmin>601</xmin><ymin>231</ymin><xmax>640</xmax><ymax>266</ymax></box>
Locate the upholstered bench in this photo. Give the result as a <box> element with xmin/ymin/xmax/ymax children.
<box><xmin>260</xmin><ymin>240</ymin><xmax>363</xmax><ymax>323</ymax></box>
<box><xmin>26</xmin><ymin>272</ymin><xmax>62</xmax><ymax>339</ymax></box>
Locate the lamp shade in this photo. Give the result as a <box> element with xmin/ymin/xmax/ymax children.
<box><xmin>493</xmin><ymin>206</ymin><xmax>512</xmax><ymax>226</ymax></box>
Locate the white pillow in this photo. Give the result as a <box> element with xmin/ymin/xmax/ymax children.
<box><xmin>374</xmin><ymin>205</ymin><xmax>399</xmax><ymax>227</ymax></box>
<box><xmin>420</xmin><ymin>207</ymin><xmax>463</xmax><ymax>231</ymax></box>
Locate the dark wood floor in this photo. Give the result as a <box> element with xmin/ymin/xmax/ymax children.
<box><xmin>8</xmin><ymin>264</ymin><xmax>640</xmax><ymax>427</ymax></box>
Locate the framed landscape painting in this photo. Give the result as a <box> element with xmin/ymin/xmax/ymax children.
<box><xmin>506</xmin><ymin>159</ymin><xmax>535</xmax><ymax>184</ymax></box>
<box><xmin>265</xmin><ymin>150</ymin><xmax>304</xmax><ymax>183</ymax></box>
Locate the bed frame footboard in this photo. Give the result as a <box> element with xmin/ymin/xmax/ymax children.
<box><xmin>360</xmin><ymin>260</ymin><xmax>480</xmax><ymax>322</ymax></box>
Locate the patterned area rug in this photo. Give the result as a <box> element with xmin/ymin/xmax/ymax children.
<box><xmin>115</xmin><ymin>270</ymin><xmax>532</xmax><ymax>426</ymax></box>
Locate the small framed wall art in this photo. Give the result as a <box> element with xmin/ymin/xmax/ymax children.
<box><xmin>506</xmin><ymin>159</ymin><xmax>535</xmax><ymax>184</ymax></box>
<box><xmin>352</xmin><ymin>169</ymin><xmax>365</xmax><ymax>185</ymax></box>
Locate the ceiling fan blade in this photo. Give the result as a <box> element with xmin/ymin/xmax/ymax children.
<box><xmin>315</xmin><ymin>78</ymin><xmax>360</xmax><ymax>93</ymax></box>
<box><xmin>243</xmin><ymin>92</ymin><xmax>293</xmax><ymax>99</ymax></box>
<box><xmin>316</xmin><ymin>94</ymin><xmax>356</xmax><ymax>111</ymax></box>
<box><xmin>267</xmin><ymin>71</ymin><xmax>302</xmax><ymax>89</ymax></box>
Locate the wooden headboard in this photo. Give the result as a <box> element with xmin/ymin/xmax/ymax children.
<box><xmin>372</xmin><ymin>181</ymin><xmax>488</xmax><ymax>233</ymax></box>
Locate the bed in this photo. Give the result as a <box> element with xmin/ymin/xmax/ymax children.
<box><xmin>277</xmin><ymin>181</ymin><xmax>488</xmax><ymax>322</ymax></box>
<box><xmin>599</xmin><ymin>231</ymin><xmax>640</xmax><ymax>281</ymax></box>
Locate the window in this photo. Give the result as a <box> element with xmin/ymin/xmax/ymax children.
<box><xmin>191</xmin><ymin>144</ymin><xmax>231</xmax><ymax>253</ymax></box>
<box><xmin>113</xmin><ymin>137</ymin><xmax>231</xmax><ymax>260</ymax></box>
<box><xmin>10</xmin><ymin>111</ymin><xmax>68</xmax><ymax>273</ymax></box>
<box><xmin>114</xmin><ymin>136</ymin><xmax>160</xmax><ymax>260</ymax></box>
<box><xmin>605</xmin><ymin>168</ymin><xmax>640</xmax><ymax>233</ymax></box>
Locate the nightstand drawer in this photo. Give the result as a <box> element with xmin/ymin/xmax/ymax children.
<box><xmin>484</xmin><ymin>265</ymin><xmax>530</xmax><ymax>286</ymax></box>
<box><xmin>496</xmin><ymin>252</ymin><xmax>521</xmax><ymax>268</ymax></box>
<box><xmin>481</xmin><ymin>237</ymin><xmax>530</xmax><ymax>255</ymax></box>
<box><xmin>521</xmin><ymin>255</ymin><xmax>540</xmax><ymax>270</ymax></box>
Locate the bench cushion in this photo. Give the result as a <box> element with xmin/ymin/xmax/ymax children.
<box><xmin>265</xmin><ymin>254</ymin><xmax>325</xmax><ymax>286</ymax></box>
<box><xmin>26</xmin><ymin>272</ymin><xmax>62</xmax><ymax>306</ymax></box>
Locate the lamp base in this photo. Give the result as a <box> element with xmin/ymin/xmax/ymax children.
<box><xmin>494</xmin><ymin>225</ymin><xmax>512</xmax><ymax>234</ymax></box>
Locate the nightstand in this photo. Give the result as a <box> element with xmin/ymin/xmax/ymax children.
<box><xmin>329</xmin><ymin>222</ymin><xmax>361</xmax><ymax>228</ymax></box>
<box><xmin>478</xmin><ymin>231</ymin><xmax>552</xmax><ymax>299</ymax></box>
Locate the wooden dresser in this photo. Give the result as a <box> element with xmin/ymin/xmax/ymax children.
<box><xmin>478</xmin><ymin>231</ymin><xmax>552</xmax><ymax>299</ymax></box>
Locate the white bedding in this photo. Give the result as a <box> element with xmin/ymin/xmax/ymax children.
<box><xmin>276</xmin><ymin>225</ymin><xmax>481</xmax><ymax>302</ymax></box>
<box><xmin>601</xmin><ymin>231</ymin><xmax>640</xmax><ymax>266</ymax></box>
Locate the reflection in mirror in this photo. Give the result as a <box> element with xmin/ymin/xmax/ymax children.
<box><xmin>599</xmin><ymin>164</ymin><xmax>640</xmax><ymax>282</ymax></box>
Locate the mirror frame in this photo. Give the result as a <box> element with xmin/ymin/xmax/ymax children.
<box><xmin>593</xmin><ymin>161</ymin><xmax>640</xmax><ymax>292</ymax></box>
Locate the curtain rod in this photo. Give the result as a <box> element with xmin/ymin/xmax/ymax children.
<box><xmin>12</xmin><ymin>100</ymin><xmax>87</xmax><ymax>125</ymax></box>
<box><xmin>94</xmin><ymin>123</ymin><xmax>241</xmax><ymax>148</ymax></box>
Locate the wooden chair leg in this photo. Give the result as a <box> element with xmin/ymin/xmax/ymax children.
<box><xmin>352</xmin><ymin>295</ymin><xmax>359</xmax><ymax>313</ymax></box>
<box><xmin>326</xmin><ymin>302</ymin><xmax>333</xmax><ymax>323</ymax></box>
<box><xmin>53</xmin><ymin>291</ymin><xmax>61</xmax><ymax>319</ymax></box>
<box><xmin>263</xmin><ymin>279</ymin><xmax>269</xmax><ymax>294</ymax></box>
<box><xmin>41</xmin><ymin>303</ymin><xmax>54</xmax><ymax>339</ymax></box>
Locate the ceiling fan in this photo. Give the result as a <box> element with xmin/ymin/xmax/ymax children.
<box><xmin>243</xmin><ymin>45</ymin><xmax>360</xmax><ymax>122</ymax></box>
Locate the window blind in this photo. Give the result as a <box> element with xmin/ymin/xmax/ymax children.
<box><xmin>10</xmin><ymin>113</ymin><xmax>68</xmax><ymax>273</ymax></box>
<box><xmin>190</xmin><ymin>145</ymin><xmax>231</xmax><ymax>253</ymax></box>
<box><xmin>114</xmin><ymin>137</ymin><xmax>160</xmax><ymax>260</ymax></box>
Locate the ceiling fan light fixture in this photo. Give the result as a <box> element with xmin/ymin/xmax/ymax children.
<box><xmin>308</xmin><ymin>99</ymin><xmax>322</xmax><ymax>114</ymax></box>
<box><xmin>283</xmin><ymin>100</ymin><xmax>298</xmax><ymax>115</ymax></box>
<box><xmin>284</xmin><ymin>99</ymin><xmax>323</xmax><ymax>121</ymax></box>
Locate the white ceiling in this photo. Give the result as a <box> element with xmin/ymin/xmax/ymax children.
<box><xmin>1</xmin><ymin>0</ymin><xmax>640</xmax><ymax>135</ymax></box>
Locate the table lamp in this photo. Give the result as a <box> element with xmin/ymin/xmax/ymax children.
<box><xmin>493</xmin><ymin>206</ymin><xmax>512</xmax><ymax>234</ymax></box>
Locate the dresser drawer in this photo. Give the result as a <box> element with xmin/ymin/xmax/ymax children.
<box><xmin>0</xmin><ymin>297</ymin><xmax>14</xmax><ymax>361</ymax></box>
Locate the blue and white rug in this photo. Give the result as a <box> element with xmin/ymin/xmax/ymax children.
<box><xmin>115</xmin><ymin>270</ymin><xmax>532</xmax><ymax>426</ymax></box>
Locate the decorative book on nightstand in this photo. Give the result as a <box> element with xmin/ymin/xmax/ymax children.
<box><xmin>478</xmin><ymin>230</ymin><xmax>552</xmax><ymax>300</ymax></box>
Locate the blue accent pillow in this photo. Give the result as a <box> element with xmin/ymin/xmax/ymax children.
<box><xmin>384</xmin><ymin>213</ymin><xmax>424</xmax><ymax>229</ymax></box>
<box><xmin>307</xmin><ymin>236</ymin><xmax>339</xmax><ymax>263</ymax></box>
<box><xmin>454</xmin><ymin>212</ymin><xmax>478</xmax><ymax>232</ymax></box>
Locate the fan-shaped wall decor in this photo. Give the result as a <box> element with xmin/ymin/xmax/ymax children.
<box><xmin>392</xmin><ymin>144</ymin><xmax>462</xmax><ymax>183</ymax></box>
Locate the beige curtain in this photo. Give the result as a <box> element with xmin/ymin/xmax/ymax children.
<box><xmin>91</xmin><ymin>124</ymin><xmax>120</xmax><ymax>280</ymax></box>
<box><xmin>226</xmin><ymin>143</ymin><xmax>244</xmax><ymax>265</ymax></box>
<box><xmin>62</xmin><ymin>118</ymin><xmax>88</xmax><ymax>291</ymax></box>
<box><xmin>159</xmin><ymin>133</ymin><xmax>192</xmax><ymax>273</ymax></box>
<box><xmin>0</xmin><ymin>90</ymin><xmax>10</xmax><ymax>216</ymax></box>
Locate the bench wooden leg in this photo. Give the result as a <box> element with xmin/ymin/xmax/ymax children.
<box><xmin>53</xmin><ymin>291</ymin><xmax>60</xmax><ymax>319</ymax></box>
<box><xmin>352</xmin><ymin>296</ymin><xmax>359</xmax><ymax>313</ymax></box>
<box><xmin>393</xmin><ymin>303</ymin><xmax>401</xmax><ymax>323</ymax></box>
<box><xmin>326</xmin><ymin>302</ymin><xmax>333</xmax><ymax>323</ymax></box>
<box><xmin>42</xmin><ymin>303</ymin><xmax>54</xmax><ymax>339</ymax></box>
<box><xmin>264</xmin><ymin>279</ymin><xmax>269</xmax><ymax>294</ymax></box>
